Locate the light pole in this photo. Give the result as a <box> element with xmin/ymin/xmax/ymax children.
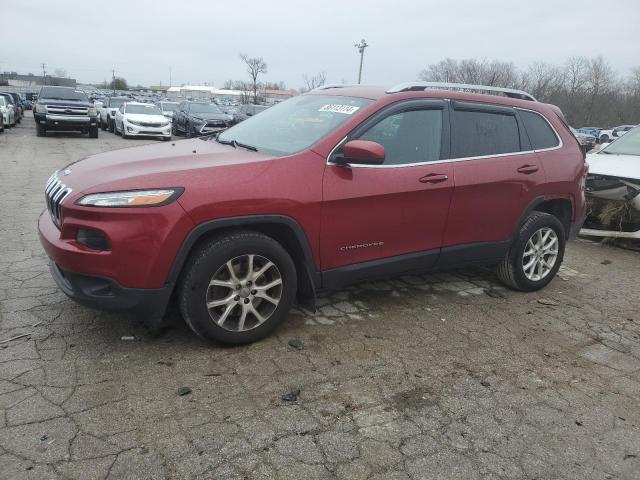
<box><xmin>354</xmin><ymin>39</ymin><xmax>368</xmax><ymax>84</ymax></box>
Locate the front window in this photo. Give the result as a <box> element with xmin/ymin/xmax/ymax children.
<box><xmin>39</xmin><ymin>87</ymin><xmax>88</xmax><ymax>102</ymax></box>
<box><xmin>358</xmin><ymin>109</ymin><xmax>443</xmax><ymax>165</ymax></box>
<box><xmin>109</xmin><ymin>98</ymin><xmax>127</xmax><ymax>108</ymax></box>
<box><xmin>218</xmin><ymin>95</ymin><xmax>373</xmax><ymax>155</ymax></box>
<box><xmin>126</xmin><ymin>104</ymin><xmax>162</xmax><ymax>115</ymax></box>
<box><xmin>160</xmin><ymin>102</ymin><xmax>178</xmax><ymax>112</ymax></box>
<box><xmin>601</xmin><ymin>126</ymin><xmax>640</xmax><ymax>156</ymax></box>
<box><xmin>189</xmin><ymin>103</ymin><xmax>222</xmax><ymax>114</ymax></box>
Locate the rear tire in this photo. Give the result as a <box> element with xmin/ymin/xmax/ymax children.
<box><xmin>36</xmin><ymin>123</ymin><xmax>46</xmax><ymax>137</ymax></box>
<box><xmin>497</xmin><ymin>211</ymin><xmax>565</xmax><ymax>292</ymax></box>
<box><xmin>178</xmin><ymin>231</ymin><xmax>297</xmax><ymax>345</ymax></box>
<box><xmin>600</xmin><ymin>134</ymin><xmax>609</xmax><ymax>143</ymax></box>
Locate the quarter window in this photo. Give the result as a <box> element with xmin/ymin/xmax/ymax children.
<box><xmin>519</xmin><ymin>110</ymin><xmax>559</xmax><ymax>150</ymax></box>
<box><xmin>451</xmin><ymin>110</ymin><xmax>520</xmax><ymax>158</ymax></box>
<box><xmin>358</xmin><ymin>109</ymin><xmax>442</xmax><ymax>165</ymax></box>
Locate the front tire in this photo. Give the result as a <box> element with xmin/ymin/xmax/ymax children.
<box><xmin>178</xmin><ymin>231</ymin><xmax>297</xmax><ymax>345</ymax></box>
<box><xmin>89</xmin><ymin>125</ymin><xmax>99</xmax><ymax>138</ymax></box>
<box><xmin>36</xmin><ymin>123</ymin><xmax>46</xmax><ymax>137</ymax></box>
<box><xmin>109</xmin><ymin>117</ymin><xmax>115</xmax><ymax>133</ymax></box>
<box><xmin>497</xmin><ymin>211</ymin><xmax>565</xmax><ymax>292</ymax></box>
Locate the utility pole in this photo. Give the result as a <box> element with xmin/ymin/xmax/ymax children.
<box><xmin>111</xmin><ymin>69</ymin><xmax>116</xmax><ymax>93</ymax></box>
<box><xmin>41</xmin><ymin>63</ymin><xmax>47</xmax><ymax>85</ymax></box>
<box><xmin>354</xmin><ymin>39</ymin><xmax>368</xmax><ymax>84</ymax></box>
<box><xmin>169</xmin><ymin>66</ymin><xmax>172</xmax><ymax>87</ymax></box>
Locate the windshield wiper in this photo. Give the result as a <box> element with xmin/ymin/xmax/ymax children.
<box><xmin>216</xmin><ymin>137</ymin><xmax>258</xmax><ymax>151</ymax></box>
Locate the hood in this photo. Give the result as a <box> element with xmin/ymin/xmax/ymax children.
<box><xmin>587</xmin><ymin>152</ymin><xmax>640</xmax><ymax>181</ymax></box>
<box><xmin>124</xmin><ymin>113</ymin><xmax>169</xmax><ymax>123</ymax></box>
<box><xmin>189</xmin><ymin>112</ymin><xmax>230</xmax><ymax>121</ymax></box>
<box><xmin>58</xmin><ymin>138</ymin><xmax>276</xmax><ymax>196</ymax></box>
<box><xmin>39</xmin><ymin>99</ymin><xmax>93</xmax><ymax>108</ymax></box>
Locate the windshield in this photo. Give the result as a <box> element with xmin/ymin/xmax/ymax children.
<box><xmin>109</xmin><ymin>98</ymin><xmax>127</xmax><ymax>108</ymax></box>
<box><xmin>601</xmin><ymin>126</ymin><xmax>640</xmax><ymax>156</ymax></box>
<box><xmin>126</xmin><ymin>104</ymin><xmax>162</xmax><ymax>115</ymax></box>
<box><xmin>160</xmin><ymin>102</ymin><xmax>178</xmax><ymax>112</ymax></box>
<box><xmin>189</xmin><ymin>103</ymin><xmax>222</xmax><ymax>114</ymax></box>
<box><xmin>39</xmin><ymin>87</ymin><xmax>89</xmax><ymax>102</ymax></box>
<box><xmin>218</xmin><ymin>95</ymin><xmax>373</xmax><ymax>155</ymax></box>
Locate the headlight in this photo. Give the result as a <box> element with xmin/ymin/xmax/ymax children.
<box><xmin>126</xmin><ymin>118</ymin><xmax>141</xmax><ymax>126</ymax></box>
<box><xmin>77</xmin><ymin>188</ymin><xmax>183</xmax><ymax>207</ymax></box>
<box><xmin>35</xmin><ymin>104</ymin><xmax>46</xmax><ymax>113</ymax></box>
<box><xmin>88</xmin><ymin>107</ymin><xmax>97</xmax><ymax>116</ymax></box>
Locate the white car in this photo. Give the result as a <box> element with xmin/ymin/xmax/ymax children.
<box><xmin>598</xmin><ymin>124</ymin><xmax>636</xmax><ymax>144</ymax></box>
<box><xmin>584</xmin><ymin>125</ymin><xmax>640</xmax><ymax>239</ymax></box>
<box><xmin>0</xmin><ymin>96</ymin><xmax>15</xmax><ymax>128</ymax></box>
<box><xmin>113</xmin><ymin>102</ymin><xmax>172</xmax><ymax>140</ymax></box>
<box><xmin>99</xmin><ymin>96</ymin><xmax>129</xmax><ymax>132</ymax></box>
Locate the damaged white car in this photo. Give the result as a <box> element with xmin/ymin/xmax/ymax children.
<box><xmin>584</xmin><ymin>125</ymin><xmax>640</xmax><ymax>239</ymax></box>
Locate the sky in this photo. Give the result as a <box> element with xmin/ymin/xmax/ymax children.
<box><xmin>2</xmin><ymin>0</ymin><xmax>639</xmax><ymax>90</ymax></box>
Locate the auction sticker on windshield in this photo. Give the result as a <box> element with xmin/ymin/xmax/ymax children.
<box><xmin>319</xmin><ymin>104</ymin><xmax>360</xmax><ymax>114</ymax></box>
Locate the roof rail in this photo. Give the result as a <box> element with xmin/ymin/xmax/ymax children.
<box><xmin>312</xmin><ymin>84</ymin><xmax>359</xmax><ymax>91</ymax></box>
<box><xmin>386</xmin><ymin>82</ymin><xmax>537</xmax><ymax>102</ymax></box>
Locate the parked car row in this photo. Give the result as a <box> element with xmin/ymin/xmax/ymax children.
<box><xmin>576</xmin><ymin>124</ymin><xmax>636</xmax><ymax>144</ymax></box>
<box><xmin>0</xmin><ymin>91</ymin><xmax>26</xmax><ymax>131</ymax></box>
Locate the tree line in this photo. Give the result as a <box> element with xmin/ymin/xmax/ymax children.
<box><xmin>419</xmin><ymin>57</ymin><xmax>640</xmax><ymax>128</ymax></box>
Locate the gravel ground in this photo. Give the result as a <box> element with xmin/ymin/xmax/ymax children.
<box><xmin>1</xmin><ymin>114</ymin><xmax>639</xmax><ymax>480</ymax></box>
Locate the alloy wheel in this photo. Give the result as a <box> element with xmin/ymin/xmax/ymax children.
<box><xmin>522</xmin><ymin>227</ymin><xmax>559</xmax><ymax>281</ymax></box>
<box><xmin>205</xmin><ymin>254</ymin><xmax>283</xmax><ymax>332</ymax></box>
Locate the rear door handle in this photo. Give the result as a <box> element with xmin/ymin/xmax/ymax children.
<box><xmin>517</xmin><ymin>165</ymin><xmax>539</xmax><ymax>174</ymax></box>
<box><xmin>419</xmin><ymin>173</ymin><xmax>449</xmax><ymax>184</ymax></box>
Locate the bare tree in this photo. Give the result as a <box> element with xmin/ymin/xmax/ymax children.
<box><xmin>53</xmin><ymin>68</ymin><xmax>68</xmax><ymax>78</ymax></box>
<box><xmin>239</xmin><ymin>54</ymin><xmax>267</xmax><ymax>103</ymax></box>
<box><xmin>302</xmin><ymin>71</ymin><xmax>327</xmax><ymax>91</ymax></box>
<box><xmin>418</xmin><ymin>56</ymin><xmax>640</xmax><ymax>127</ymax></box>
<box><xmin>419</xmin><ymin>58</ymin><xmax>518</xmax><ymax>87</ymax></box>
<box><xmin>520</xmin><ymin>62</ymin><xmax>562</xmax><ymax>101</ymax></box>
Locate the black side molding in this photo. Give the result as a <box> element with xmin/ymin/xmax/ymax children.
<box><xmin>322</xmin><ymin>249</ymin><xmax>440</xmax><ymax>290</ymax></box>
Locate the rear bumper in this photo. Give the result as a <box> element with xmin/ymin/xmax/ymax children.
<box><xmin>569</xmin><ymin>210</ymin><xmax>587</xmax><ymax>240</ymax></box>
<box><xmin>50</xmin><ymin>262</ymin><xmax>171</xmax><ymax>321</ymax></box>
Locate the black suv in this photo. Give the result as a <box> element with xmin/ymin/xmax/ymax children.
<box><xmin>172</xmin><ymin>101</ymin><xmax>233</xmax><ymax>137</ymax></box>
<box><xmin>34</xmin><ymin>86</ymin><xmax>99</xmax><ymax>138</ymax></box>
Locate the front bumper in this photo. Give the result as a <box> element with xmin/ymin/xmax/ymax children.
<box><xmin>124</xmin><ymin>121</ymin><xmax>172</xmax><ymax>137</ymax></box>
<box><xmin>35</xmin><ymin>113</ymin><xmax>98</xmax><ymax>130</ymax></box>
<box><xmin>49</xmin><ymin>262</ymin><xmax>172</xmax><ymax>321</ymax></box>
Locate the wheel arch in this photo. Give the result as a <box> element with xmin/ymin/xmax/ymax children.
<box><xmin>512</xmin><ymin>196</ymin><xmax>573</xmax><ymax>241</ymax></box>
<box><xmin>166</xmin><ymin>215</ymin><xmax>320</xmax><ymax>309</ymax></box>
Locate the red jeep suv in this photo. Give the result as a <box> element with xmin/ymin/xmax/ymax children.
<box><xmin>39</xmin><ymin>82</ymin><xmax>587</xmax><ymax>344</ymax></box>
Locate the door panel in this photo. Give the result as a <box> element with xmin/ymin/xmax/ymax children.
<box><xmin>321</xmin><ymin>163</ymin><xmax>454</xmax><ymax>270</ymax></box>
<box><xmin>443</xmin><ymin>153</ymin><xmax>544</xmax><ymax>246</ymax></box>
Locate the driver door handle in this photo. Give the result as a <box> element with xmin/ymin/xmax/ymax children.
<box><xmin>517</xmin><ymin>164</ymin><xmax>539</xmax><ymax>174</ymax></box>
<box><xmin>419</xmin><ymin>173</ymin><xmax>448</xmax><ymax>184</ymax></box>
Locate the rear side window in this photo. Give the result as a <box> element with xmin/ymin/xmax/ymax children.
<box><xmin>519</xmin><ymin>110</ymin><xmax>559</xmax><ymax>150</ymax></box>
<box><xmin>451</xmin><ymin>110</ymin><xmax>520</xmax><ymax>158</ymax></box>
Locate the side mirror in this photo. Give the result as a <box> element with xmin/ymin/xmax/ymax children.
<box><xmin>341</xmin><ymin>140</ymin><xmax>385</xmax><ymax>165</ymax></box>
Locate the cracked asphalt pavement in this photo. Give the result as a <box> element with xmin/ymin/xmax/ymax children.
<box><xmin>1</xmin><ymin>115</ymin><xmax>639</xmax><ymax>479</ymax></box>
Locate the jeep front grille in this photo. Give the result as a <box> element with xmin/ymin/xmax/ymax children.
<box><xmin>45</xmin><ymin>173</ymin><xmax>72</xmax><ymax>226</ymax></box>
